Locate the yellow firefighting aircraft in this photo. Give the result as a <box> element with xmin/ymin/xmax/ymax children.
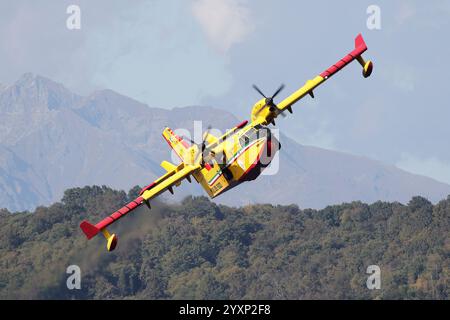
<box><xmin>80</xmin><ymin>34</ymin><xmax>373</xmax><ymax>251</ymax></box>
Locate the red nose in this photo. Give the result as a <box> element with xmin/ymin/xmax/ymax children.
<box><xmin>267</xmin><ymin>139</ymin><xmax>272</xmax><ymax>157</ymax></box>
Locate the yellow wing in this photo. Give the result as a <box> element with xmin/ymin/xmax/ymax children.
<box><xmin>140</xmin><ymin>162</ymin><xmax>200</xmax><ymax>202</ymax></box>
<box><xmin>251</xmin><ymin>34</ymin><xmax>373</xmax><ymax>125</ymax></box>
<box><xmin>80</xmin><ymin>161</ymin><xmax>200</xmax><ymax>251</ymax></box>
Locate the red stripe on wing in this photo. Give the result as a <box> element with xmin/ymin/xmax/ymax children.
<box><xmin>139</xmin><ymin>182</ymin><xmax>156</xmax><ymax>195</ymax></box>
<box><xmin>95</xmin><ymin>196</ymin><xmax>144</xmax><ymax>231</ymax></box>
<box><xmin>319</xmin><ymin>33</ymin><xmax>368</xmax><ymax>79</ymax></box>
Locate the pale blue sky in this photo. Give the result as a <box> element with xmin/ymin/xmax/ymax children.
<box><xmin>1</xmin><ymin>0</ymin><xmax>450</xmax><ymax>184</ymax></box>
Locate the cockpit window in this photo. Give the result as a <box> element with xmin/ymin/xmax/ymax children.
<box><xmin>239</xmin><ymin>126</ymin><xmax>269</xmax><ymax>147</ymax></box>
<box><xmin>239</xmin><ymin>135</ymin><xmax>250</xmax><ymax>148</ymax></box>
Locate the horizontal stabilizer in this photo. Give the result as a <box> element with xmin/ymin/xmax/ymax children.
<box><xmin>161</xmin><ymin>160</ymin><xmax>177</xmax><ymax>172</ymax></box>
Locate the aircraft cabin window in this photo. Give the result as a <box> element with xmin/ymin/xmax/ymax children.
<box><xmin>239</xmin><ymin>135</ymin><xmax>250</xmax><ymax>147</ymax></box>
<box><xmin>240</xmin><ymin>127</ymin><xmax>270</xmax><ymax>147</ymax></box>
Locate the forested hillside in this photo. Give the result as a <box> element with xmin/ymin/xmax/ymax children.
<box><xmin>0</xmin><ymin>186</ymin><xmax>448</xmax><ymax>299</ymax></box>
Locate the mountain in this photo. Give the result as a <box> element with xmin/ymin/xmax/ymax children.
<box><xmin>1</xmin><ymin>73</ymin><xmax>450</xmax><ymax>211</ymax></box>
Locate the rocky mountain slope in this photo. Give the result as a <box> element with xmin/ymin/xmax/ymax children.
<box><xmin>1</xmin><ymin>73</ymin><xmax>449</xmax><ymax>211</ymax></box>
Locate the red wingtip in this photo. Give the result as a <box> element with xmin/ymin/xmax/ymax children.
<box><xmin>355</xmin><ymin>33</ymin><xmax>367</xmax><ymax>50</ymax></box>
<box><xmin>80</xmin><ymin>220</ymin><xmax>100</xmax><ymax>240</ymax></box>
<box><xmin>139</xmin><ymin>182</ymin><xmax>156</xmax><ymax>195</ymax></box>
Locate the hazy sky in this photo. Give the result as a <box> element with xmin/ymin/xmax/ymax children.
<box><xmin>1</xmin><ymin>0</ymin><xmax>450</xmax><ymax>184</ymax></box>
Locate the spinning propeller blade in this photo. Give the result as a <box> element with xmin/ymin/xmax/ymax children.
<box><xmin>252</xmin><ymin>84</ymin><xmax>286</xmax><ymax>119</ymax></box>
<box><xmin>193</xmin><ymin>125</ymin><xmax>212</xmax><ymax>164</ymax></box>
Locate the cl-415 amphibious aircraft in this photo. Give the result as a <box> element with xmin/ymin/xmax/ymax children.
<box><xmin>80</xmin><ymin>33</ymin><xmax>373</xmax><ymax>251</ymax></box>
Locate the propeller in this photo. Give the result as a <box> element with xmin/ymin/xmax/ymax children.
<box><xmin>252</xmin><ymin>84</ymin><xmax>286</xmax><ymax>118</ymax></box>
<box><xmin>182</xmin><ymin>125</ymin><xmax>229</xmax><ymax>167</ymax></box>
<box><xmin>192</xmin><ymin>125</ymin><xmax>212</xmax><ymax>165</ymax></box>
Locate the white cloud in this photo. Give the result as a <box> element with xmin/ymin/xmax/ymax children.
<box><xmin>397</xmin><ymin>153</ymin><xmax>450</xmax><ymax>185</ymax></box>
<box><xmin>191</xmin><ymin>0</ymin><xmax>254</xmax><ymax>53</ymax></box>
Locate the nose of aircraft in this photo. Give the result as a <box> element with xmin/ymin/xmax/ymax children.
<box><xmin>259</xmin><ymin>134</ymin><xmax>280</xmax><ymax>168</ymax></box>
<box><xmin>269</xmin><ymin>135</ymin><xmax>280</xmax><ymax>156</ymax></box>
